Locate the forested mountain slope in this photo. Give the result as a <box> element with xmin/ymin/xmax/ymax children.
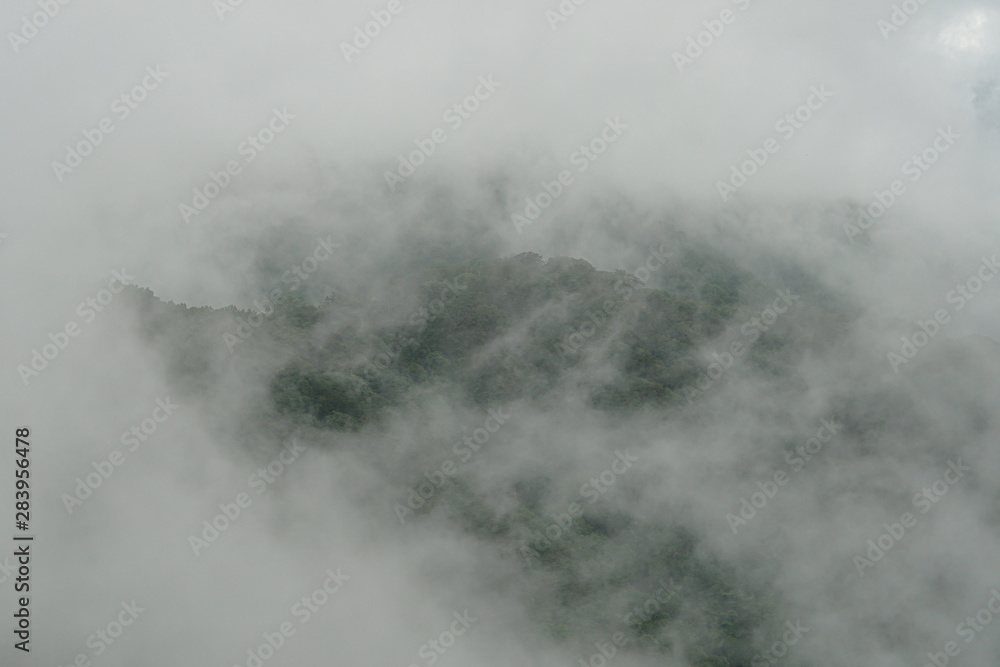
<box><xmin>112</xmin><ymin>246</ymin><xmax>996</xmax><ymax>667</ymax></box>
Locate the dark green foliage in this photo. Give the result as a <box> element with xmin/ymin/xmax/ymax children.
<box><xmin>270</xmin><ymin>367</ymin><xmax>374</xmax><ymax>429</ymax></box>
<box><xmin>237</xmin><ymin>252</ymin><xmax>754</xmax><ymax>422</ymax></box>
<box><xmin>121</xmin><ymin>248</ymin><xmax>854</xmax><ymax>666</ymax></box>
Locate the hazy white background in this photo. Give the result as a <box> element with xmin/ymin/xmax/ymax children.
<box><xmin>1</xmin><ymin>0</ymin><xmax>999</xmax><ymax>665</ymax></box>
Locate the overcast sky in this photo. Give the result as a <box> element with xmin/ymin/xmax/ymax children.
<box><xmin>0</xmin><ymin>0</ymin><xmax>997</xmax><ymax>321</ymax></box>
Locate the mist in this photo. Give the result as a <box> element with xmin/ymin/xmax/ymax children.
<box><xmin>2</xmin><ymin>1</ymin><xmax>1000</xmax><ymax>666</ymax></box>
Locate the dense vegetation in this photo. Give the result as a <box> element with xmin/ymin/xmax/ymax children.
<box><xmin>122</xmin><ymin>246</ymin><xmax>860</xmax><ymax>666</ymax></box>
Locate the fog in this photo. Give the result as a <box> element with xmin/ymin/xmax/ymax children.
<box><xmin>2</xmin><ymin>0</ymin><xmax>1000</xmax><ymax>665</ymax></box>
